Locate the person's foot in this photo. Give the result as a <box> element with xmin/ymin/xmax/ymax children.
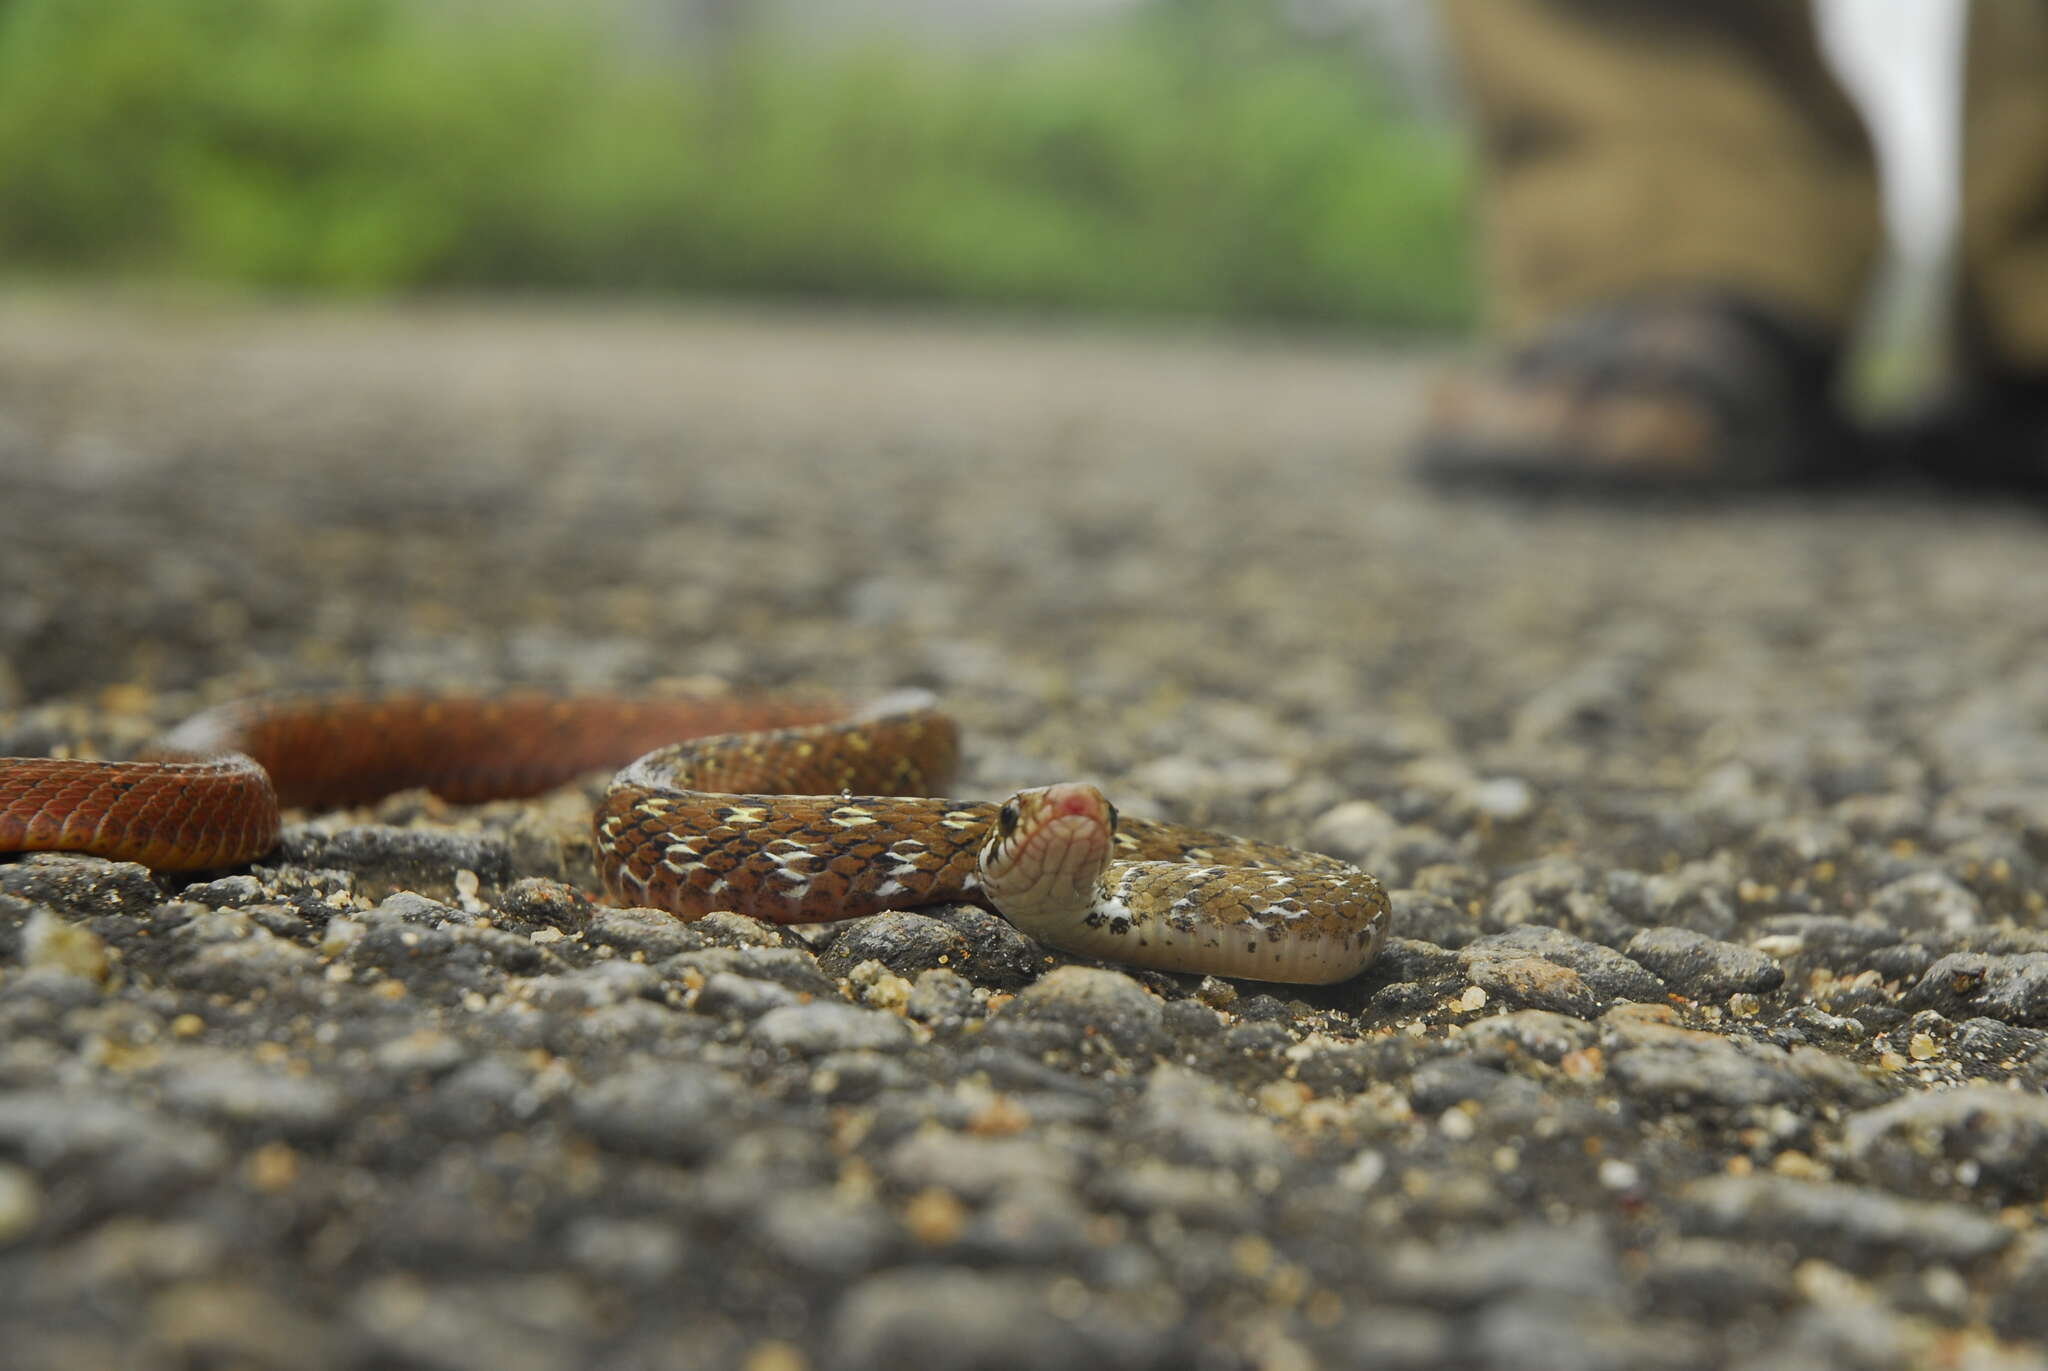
<box><xmin>1413</xmin><ymin>291</ymin><xmax>1867</xmax><ymax>493</ymax></box>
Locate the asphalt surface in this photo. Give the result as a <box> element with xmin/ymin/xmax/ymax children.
<box><xmin>5</xmin><ymin>294</ymin><xmax>2048</xmax><ymax>1371</ymax></box>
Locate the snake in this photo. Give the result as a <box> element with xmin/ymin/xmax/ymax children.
<box><xmin>0</xmin><ymin>691</ymin><xmax>1390</xmax><ymax>983</ymax></box>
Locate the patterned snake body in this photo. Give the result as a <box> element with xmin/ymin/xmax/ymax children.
<box><xmin>3</xmin><ymin>692</ymin><xmax>1390</xmax><ymax>983</ymax></box>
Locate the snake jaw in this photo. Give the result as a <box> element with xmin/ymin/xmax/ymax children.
<box><xmin>978</xmin><ymin>782</ymin><xmax>1116</xmax><ymax>923</ymax></box>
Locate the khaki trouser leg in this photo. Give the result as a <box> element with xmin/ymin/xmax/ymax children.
<box><xmin>1960</xmin><ymin>0</ymin><xmax>2048</xmax><ymax>374</ymax></box>
<box><xmin>1440</xmin><ymin>0</ymin><xmax>1882</xmax><ymax>343</ymax></box>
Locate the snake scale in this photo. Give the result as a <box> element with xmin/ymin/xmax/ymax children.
<box><xmin>0</xmin><ymin>691</ymin><xmax>1390</xmax><ymax>983</ymax></box>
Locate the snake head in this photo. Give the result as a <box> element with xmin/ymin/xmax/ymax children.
<box><xmin>978</xmin><ymin>782</ymin><xmax>1118</xmax><ymax>922</ymax></box>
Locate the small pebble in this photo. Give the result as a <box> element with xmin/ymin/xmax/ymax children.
<box><xmin>753</xmin><ymin>1002</ymin><xmax>915</xmax><ymax>1056</ymax></box>
<box><xmin>22</xmin><ymin>910</ymin><xmax>109</xmax><ymax>982</ymax></box>
<box><xmin>0</xmin><ymin>1162</ymin><xmax>40</xmax><ymax>1242</ymax></box>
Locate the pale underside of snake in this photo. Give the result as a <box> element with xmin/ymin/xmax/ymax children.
<box><xmin>0</xmin><ymin>691</ymin><xmax>1390</xmax><ymax>983</ymax></box>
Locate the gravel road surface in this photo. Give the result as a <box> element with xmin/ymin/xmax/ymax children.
<box><xmin>5</xmin><ymin>295</ymin><xmax>2048</xmax><ymax>1370</ymax></box>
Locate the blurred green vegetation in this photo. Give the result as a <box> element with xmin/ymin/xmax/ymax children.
<box><xmin>0</xmin><ymin>0</ymin><xmax>1474</xmax><ymax>328</ymax></box>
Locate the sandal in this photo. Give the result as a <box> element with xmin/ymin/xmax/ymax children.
<box><xmin>1413</xmin><ymin>291</ymin><xmax>1868</xmax><ymax>492</ymax></box>
<box><xmin>1887</xmin><ymin>372</ymin><xmax>2048</xmax><ymax>497</ymax></box>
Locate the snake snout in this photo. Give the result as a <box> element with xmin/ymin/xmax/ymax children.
<box><xmin>1030</xmin><ymin>781</ymin><xmax>1112</xmax><ymax>824</ymax></box>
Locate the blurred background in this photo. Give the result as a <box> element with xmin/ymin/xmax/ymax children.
<box><xmin>0</xmin><ymin>0</ymin><xmax>1479</xmax><ymax>331</ymax></box>
<box><xmin>0</xmin><ymin>0</ymin><xmax>1959</xmax><ymax>359</ymax></box>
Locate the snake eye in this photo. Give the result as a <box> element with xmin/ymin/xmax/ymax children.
<box><xmin>997</xmin><ymin>800</ymin><xmax>1019</xmax><ymax>837</ymax></box>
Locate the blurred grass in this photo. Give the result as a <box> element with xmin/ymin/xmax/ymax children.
<box><xmin>0</xmin><ymin>0</ymin><xmax>1474</xmax><ymax>328</ymax></box>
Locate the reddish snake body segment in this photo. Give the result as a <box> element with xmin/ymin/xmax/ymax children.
<box><xmin>0</xmin><ymin>692</ymin><xmax>1390</xmax><ymax>983</ymax></box>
